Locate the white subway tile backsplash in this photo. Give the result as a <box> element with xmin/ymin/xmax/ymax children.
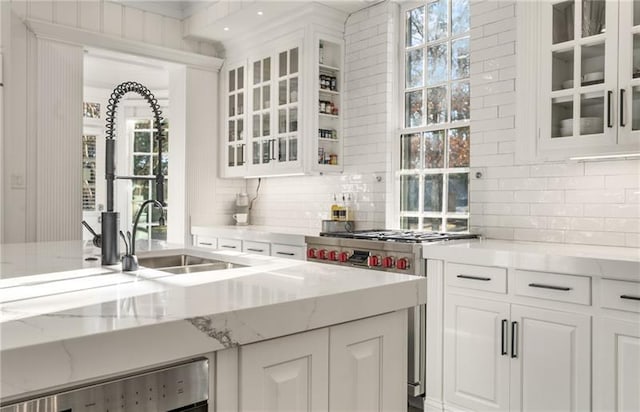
<box><xmin>530</xmin><ymin>163</ymin><xmax>584</xmax><ymax>177</ymax></box>
<box><xmin>584</xmin><ymin>204</ymin><xmax>640</xmax><ymax>218</ymax></box>
<box><xmin>514</xmin><ymin>191</ymin><xmax>564</xmax><ymax>203</ymax></box>
<box><xmin>547</xmin><ymin>176</ymin><xmax>605</xmax><ymax>190</ymax></box>
<box><xmin>565</xmin><ymin>231</ymin><xmax>627</xmax><ymax>247</ymax></box>
<box><xmin>530</xmin><ymin>203</ymin><xmax>584</xmax><ymax>217</ymax></box>
<box><xmin>471</xmin><ymin>5</ymin><xmax>515</xmax><ymax>28</ymax></box>
<box><xmin>626</xmin><ymin>189</ymin><xmax>640</xmax><ymax>203</ymax></box>
<box><xmin>499</xmin><ymin>178</ymin><xmax>546</xmax><ymax>190</ymax></box>
<box><xmin>565</xmin><ymin>189</ymin><xmax>625</xmax><ymax>204</ymax></box>
<box><xmin>482</xmin><ymin>165</ymin><xmax>530</xmax><ymax>178</ymax></box>
<box><xmin>585</xmin><ymin>159</ymin><xmax>640</xmax><ymax>176</ymax></box>
<box><xmin>514</xmin><ymin>228</ymin><xmax>565</xmax><ymax>243</ymax></box>
<box><xmin>605</xmin><ymin>174</ymin><xmax>640</xmax><ymax>189</ymax></box>
<box><xmin>604</xmin><ymin>218</ymin><xmax>640</xmax><ymax>233</ymax></box>
<box><xmin>483</xmin><ymin>203</ymin><xmax>530</xmax><ymax>215</ymax></box>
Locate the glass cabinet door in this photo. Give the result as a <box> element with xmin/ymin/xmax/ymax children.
<box><xmin>250</xmin><ymin>56</ymin><xmax>273</xmax><ymax>166</ymax></box>
<box><xmin>542</xmin><ymin>0</ymin><xmax>618</xmax><ymax>148</ymax></box>
<box><xmin>275</xmin><ymin>46</ymin><xmax>300</xmax><ymax>165</ymax></box>
<box><xmin>226</xmin><ymin>66</ymin><xmax>245</xmax><ymax>170</ymax></box>
<box><xmin>618</xmin><ymin>0</ymin><xmax>640</xmax><ymax>145</ymax></box>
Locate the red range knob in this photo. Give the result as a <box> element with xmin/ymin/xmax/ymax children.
<box><xmin>396</xmin><ymin>258</ymin><xmax>410</xmax><ymax>270</ymax></box>
<box><xmin>328</xmin><ymin>250</ymin><xmax>338</xmax><ymax>261</ymax></box>
<box><xmin>339</xmin><ymin>252</ymin><xmax>349</xmax><ymax>262</ymax></box>
<box><xmin>307</xmin><ymin>248</ymin><xmax>317</xmax><ymax>259</ymax></box>
<box><xmin>318</xmin><ymin>249</ymin><xmax>328</xmax><ymax>260</ymax></box>
<box><xmin>382</xmin><ymin>256</ymin><xmax>395</xmax><ymax>268</ymax></box>
<box><xmin>368</xmin><ymin>255</ymin><xmax>380</xmax><ymax>267</ymax></box>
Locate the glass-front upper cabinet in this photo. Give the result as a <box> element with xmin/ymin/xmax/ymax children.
<box><xmin>540</xmin><ymin>0</ymin><xmax>618</xmax><ymax>151</ymax></box>
<box><xmin>225</xmin><ymin>64</ymin><xmax>246</xmax><ymax>177</ymax></box>
<box><xmin>537</xmin><ymin>0</ymin><xmax>640</xmax><ymax>156</ymax></box>
<box><xmin>619</xmin><ymin>0</ymin><xmax>640</xmax><ymax>144</ymax></box>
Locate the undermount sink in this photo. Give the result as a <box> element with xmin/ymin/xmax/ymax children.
<box><xmin>138</xmin><ymin>254</ymin><xmax>246</xmax><ymax>274</ymax></box>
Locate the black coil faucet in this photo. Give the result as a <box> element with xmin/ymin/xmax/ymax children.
<box><xmin>101</xmin><ymin>81</ymin><xmax>167</xmax><ymax>266</ymax></box>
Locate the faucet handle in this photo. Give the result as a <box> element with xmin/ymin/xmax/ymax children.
<box><xmin>81</xmin><ymin>220</ymin><xmax>102</xmax><ymax>248</ymax></box>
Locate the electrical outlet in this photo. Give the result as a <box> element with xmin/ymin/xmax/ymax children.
<box><xmin>10</xmin><ymin>174</ymin><xmax>25</xmax><ymax>189</ymax></box>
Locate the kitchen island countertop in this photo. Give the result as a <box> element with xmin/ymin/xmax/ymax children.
<box><xmin>0</xmin><ymin>240</ymin><xmax>425</xmax><ymax>403</ymax></box>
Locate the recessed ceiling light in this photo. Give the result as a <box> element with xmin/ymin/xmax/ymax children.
<box><xmin>223</xmin><ymin>27</ymin><xmax>229</xmax><ymax>31</ymax></box>
<box><xmin>257</xmin><ymin>11</ymin><xmax>263</xmax><ymax>15</ymax></box>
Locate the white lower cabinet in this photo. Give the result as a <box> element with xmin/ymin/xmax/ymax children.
<box><xmin>240</xmin><ymin>328</ymin><xmax>329</xmax><ymax>411</ymax></box>
<box><xmin>444</xmin><ymin>294</ymin><xmax>590</xmax><ymax>412</ymax></box>
<box><xmin>329</xmin><ymin>310</ymin><xmax>407</xmax><ymax>412</ymax></box>
<box><xmin>509</xmin><ymin>305</ymin><xmax>591</xmax><ymax>412</ymax></box>
<box><xmin>233</xmin><ymin>311</ymin><xmax>405</xmax><ymax>412</ymax></box>
<box><xmin>595</xmin><ymin>317</ymin><xmax>640</xmax><ymax>412</ymax></box>
<box><xmin>444</xmin><ymin>295</ymin><xmax>510</xmax><ymax>411</ymax></box>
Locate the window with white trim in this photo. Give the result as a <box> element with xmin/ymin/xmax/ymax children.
<box><xmin>128</xmin><ymin>118</ymin><xmax>169</xmax><ymax>241</ymax></box>
<box><xmin>399</xmin><ymin>0</ymin><xmax>470</xmax><ymax>232</ymax></box>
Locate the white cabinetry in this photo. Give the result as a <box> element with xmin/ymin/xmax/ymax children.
<box><xmin>509</xmin><ymin>305</ymin><xmax>590</xmax><ymax>412</ymax></box>
<box><xmin>221</xmin><ymin>22</ymin><xmax>344</xmax><ymax>178</ymax></box>
<box><xmin>329</xmin><ymin>310</ymin><xmax>406</xmax><ymax>411</ymax></box>
<box><xmin>443</xmin><ymin>264</ymin><xmax>591</xmax><ymax>412</ymax></box>
<box><xmin>192</xmin><ymin>227</ymin><xmax>307</xmax><ymax>260</ymax></box>
<box><xmin>521</xmin><ymin>0</ymin><xmax>640</xmax><ymax>159</ymax></box>
<box><xmin>240</xmin><ymin>328</ymin><xmax>329</xmax><ymax>411</ymax></box>
<box><xmin>444</xmin><ymin>295</ymin><xmax>509</xmax><ymax>411</ymax></box>
<box><xmin>595</xmin><ymin>278</ymin><xmax>640</xmax><ymax>412</ymax></box>
<box><xmin>234</xmin><ymin>311</ymin><xmax>406</xmax><ymax>411</ymax></box>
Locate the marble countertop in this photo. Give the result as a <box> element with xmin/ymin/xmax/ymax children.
<box><xmin>422</xmin><ymin>238</ymin><xmax>640</xmax><ymax>279</ymax></box>
<box><xmin>0</xmin><ymin>241</ymin><xmax>425</xmax><ymax>403</ymax></box>
<box><xmin>191</xmin><ymin>225</ymin><xmax>316</xmax><ymax>245</ymax></box>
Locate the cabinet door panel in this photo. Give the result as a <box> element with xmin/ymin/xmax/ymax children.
<box><xmin>329</xmin><ymin>310</ymin><xmax>406</xmax><ymax>412</ymax></box>
<box><xmin>595</xmin><ymin>317</ymin><xmax>640</xmax><ymax>412</ymax></box>
<box><xmin>618</xmin><ymin>0</ymin><xmax>640</xmax><ymax>145</ymax></box>
<box><xmin>444</xmin><ymin>294</ymin><xmax>510</xmax><ymax>411</ymax></box>
<box><xmin>240</xmin><ymin>328</ymin><xmax>328</xmax><ymax>412</ymax></box>
<box><xmin>510</xmin><ymin>305</ymin><xmax>590</xmax><ymax>412</ymax></box>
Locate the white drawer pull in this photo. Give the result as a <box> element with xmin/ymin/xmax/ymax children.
<box><xmin>457</xmin><ymin>274</ymin><xmax>491</xmax><ymax>281</ymax></box>
<box><xmin>528</xmin><ymin>283</ymin><xmax>572</xmax><ymax>291</ymax></box>
<box><xmin>221</xmin><ymin>245</ymin><xmax>237</xmax><ymax>249</ymax></box>
<box><xmin>247</xmin><ymin>248</ymin><xmax>264</xmax><ymax>252</ymax></box>
<box><xmin>199</xmin><ymin>242</ymin><xmax>213</xmax><ymax>246</ymax></box>
<box><xmin>277</xmin><ymin>252</ymin><xmax>295</xmax><ymax>256</ymax></box>
<box><xmin>620</xmin><ymin>294</ymin><xmax>640</xmax><ymax>301</ymax></box>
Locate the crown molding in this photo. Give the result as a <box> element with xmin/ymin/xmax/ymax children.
<box><xmin>25</xmin><ymin>19</ymin><xmax>224</xmax><ymax>72</ymax></box>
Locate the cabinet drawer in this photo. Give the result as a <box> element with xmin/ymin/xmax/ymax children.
<box><xmin>194</xmin><ymin>236</ymin><xmax>217</xmax><ymax>249</ymax></box>
<box><xmin>514</xmin><ymin>270</ymin><xmax>591</xmax><ymax>305</ymax></box>
<box><xmin>242</xmin><ymin>240</ymin><xmax>271</xmax><ymax>256</ymax></box>
<box><xmin>601</xmin><ymin>279</ymin><xmax>640</xmax><ymax>313</ymax></box>
<box><xmin>446</xmin><ymin>263</ymin><xmax>507</xmax><ymax>294</ymax></box>
<box><xmin>271</xmin><ymin>243</ymin><xmax>305</xmax><ymax>260</ymax></box>
<box><xmin>217</xmin><ymin>238</ymin><xmax>242</xmax><ymax>251</ymax></box>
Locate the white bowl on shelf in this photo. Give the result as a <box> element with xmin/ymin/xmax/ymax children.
<box><xmin>562</xmin><ymin>80</ymin><xmax>574</xmax><ymax>89</ymax></box>
<box><xmin>582</xmin><ymin>72</ymin><xmax>604</xmax><ymax>85</ymax></box>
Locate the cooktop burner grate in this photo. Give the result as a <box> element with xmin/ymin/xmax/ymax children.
<box><xmin>319</xmin><ymin>230</ymin><xmax>478</xmax><ymax>243</ymax></box>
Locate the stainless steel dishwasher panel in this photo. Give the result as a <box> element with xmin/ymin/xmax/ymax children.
<box><xmin>0</xmin><ymin>359</ymin><xmax>209</xmax><ymax>412</ymax></box>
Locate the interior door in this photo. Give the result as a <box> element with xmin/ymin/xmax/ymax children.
<box><xmin>509</xmin><ymin>305</ymin><xmax>591</xmax><ymax>412</ymax></box>
<box><xmin>444</xmin><ymin>294</ymin><xmax>510</xmax><ymax>411</ymax></box>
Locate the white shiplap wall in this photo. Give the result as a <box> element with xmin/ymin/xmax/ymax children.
<box><xmin>246</xmin><ymin>2</ymin><xmax>397</xmax><ymax>232</ymax></box>
<box><xmin>469</xmin><ymin>0</ymin><xmax>640</xmax><ymax>248</ymax></box>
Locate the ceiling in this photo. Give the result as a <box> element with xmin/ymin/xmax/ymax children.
<box><xmin>113</xmin><ymin>0</ymin><xmax>378</xmax><ymax>20</ymax></box>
